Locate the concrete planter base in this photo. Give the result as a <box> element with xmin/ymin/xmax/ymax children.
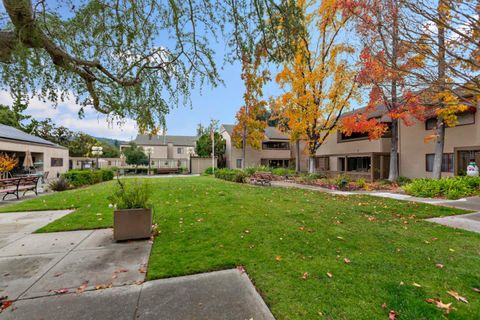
<box><xmin>113</xmin><ymin>208</ymin><xmax>152</xmax><ymax>241</ymax></box>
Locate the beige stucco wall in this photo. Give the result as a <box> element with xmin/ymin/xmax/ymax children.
<box><xmin>191</xmin><ymin>157</ymin><xmax>217</xmax><ymax>174</ymax></box>
<box><xmin>0</xmin><ymin>139</ymin><xmax>69</xmax><ymax>178</ymax></box>
<box><xmin>399</xmin><ymin>110</ymin><xmax>480</xmax><ymax>179</ymax></box>
<box><xmin>222</xmin><ymin>130</ymin><xmax>292</xmax><ymax>168</ymax></box>
<box><xmin>316</xmin><ymin>130</ymin><xmax>391</xmax><ymax>156</ymax></box>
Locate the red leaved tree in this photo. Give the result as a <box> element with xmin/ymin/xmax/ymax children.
<box><xmin>341</xmin><ymin>0</ymin><xmax>425</xmax><ymax>181</ymax></box>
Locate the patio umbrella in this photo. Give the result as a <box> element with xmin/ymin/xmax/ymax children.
<box><xmin>23</xmin><ymin>150</ymin><xmax>33</xmax><ymax>169</ymax></box>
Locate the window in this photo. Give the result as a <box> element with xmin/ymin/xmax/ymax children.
<box><xmin>339</xmin><ymin>131</ymin><xmax>369</xmax><ymax>141</ymax></box>
<box><xmin>236</xmin><ymin>159</ymin><xmax>242</xmax><ymax>169</ymax></box>
<box><xmin>51</xmin><ymin>158</ymin><xmax>63</xmax><ymax>167</ymax></box>
<box><xmin>456</xmin><ymin>112</ymin><xmax>475</xmax><ymax>126</ymax></box>
<box><xmin>315</xmin><ymin>157</ymin><xmax>329</xmax><ymax>171</ymax></box>
<box><xmin>177</xmin><ymin>147</ymin><xmax>184</xmax><ymax>154</ymax></box>
<box><xmin>426</xmin><ymin>112</ymin><xmax>475</xmax><ymax>130</ymax></box>
<box><xmin>262</xmin><ymin>141</ymin><xmax>290</xmax><ymax>150</ymax></box>
<box><xmin>425</xmin><ymin>118</ymin><xmax>437</xmax><ymax>130</ymax></box>
<box><xmin>346</xmin><ymin>157</ymin><xmax>371</xmax><ymax>172</ymax></box>
<box><xmin>426</xmin><ymin>153</ymin><xmax>454</xmax><ymax>172</ymax></box>
<box><xmin>265</xmin><ymin>159</ymin><xmax>289</xmax><ymax>168</ymax></box>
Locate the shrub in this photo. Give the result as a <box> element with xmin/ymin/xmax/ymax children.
<box><xmin>178</xmin><ymin>167</ymin><xmax>189</xmax><ymax>174</ymax></box>
<box><xmin>397</xmin><ymin>176</ymin><xmax>411</xmax><ymax>186</ymax></box>
<box><xmin>356</xmin><ymin>177</ymin><xmax>366</xmax><ymax>189</ymax></box>
<box><xmin>48</xmin><ymin>176</ymin><xmax>69</xmax><ymax>192</ymax></box>
<box><xmin>272</xmin><ymin>168</ymin><xmax>288</xmax><ymax>176</ymax></box>
<box><xmin>335</xmin><ymin>174</ymin><xmax>350</xmax><ymax>190</ymax></box>
<box><xmin>203</xmin><ymin>167</ymin><xmax>214</xmax><ymax>175</ymax></box>
<box><xmin>108</xmin><ymin>179</ymin><xmax>151</xmax><ymax>209</ymax></box>
<box><xmin>63</xmin><ymin>169</ymin><xmax>114</xmax><ymax>187</ymax></box>
<box><xmin>403</xmin><ymin>176</ymin><xmax>480</xmax><ymax>200</ymax></box>
<box><xmin>214</xmin><ymin>168</ymin><xmax>247</xmax><ymax>183</ymax></box>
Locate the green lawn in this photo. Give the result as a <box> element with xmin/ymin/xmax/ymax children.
<box><xmin>1</xmin><ymin>176</ymin><xmax>480</xmax><ymax>319</ymax></box>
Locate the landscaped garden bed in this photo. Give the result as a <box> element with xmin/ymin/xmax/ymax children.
<box><xmin>1</xmin><ymin>176</ymin><xmax>479</xmax><ymax>319</ymax></box>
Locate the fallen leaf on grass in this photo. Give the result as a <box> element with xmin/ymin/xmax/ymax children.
<box><xmin>302</xmin><ymin>272</ymin><xmax>309</xmax><ymax>280</ymax></box>
<box><xmin>388</xmin><ymin>310</ymin><xmax>398</xmax><ymax>320</ymax></box>
<box><xmin>425</xmin><ymin>298</ymin><xmax>453</xmax><ymax>313</ymax></box>
<box><xmin>275</xmin><ymin>255</ymin><xmax>282</xmax><ymax>262</ymax></box>
<box><xmin>53</xmin><ymin>288</ymin><xmax>69</xmax><ymax>294</ymax></box>
<box><xmin>76</xmin><ymin>281</ymin><xmax>89</xmax><ymax>294</ymax></box>
<box><xmin>447</xmin><ymin>290</ymin><xmax>468</xmax><ymax>303</ymax></box>
<box><xmin>413</xmin><ymin>282</ymin><xmax>422</xmax><ymax>288</ymax></box>
<box><xmin>473</xmin><ymin>288</ymin><xmax>480</xmax><ymax>293</ymax></box>
<box><xmin>435</xmin><ymin>263</ymin><xmax>444</xmax><ymax>269</ymax></box>
<box><xmin>343</xmin><ymin>258</ymin><xmax>351</xmax><ymax>264</ymax></box>
<box><xmin>381</xmin><ymin>303</ymin><xmax>387</xmax><ymax>309</ymax></box>
<box><xmin>326</xmin><ymin>272</ymin><xmax>333</xmax><ymax>278</ymax></box>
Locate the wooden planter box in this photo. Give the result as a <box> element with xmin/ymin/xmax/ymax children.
<box><xmin>113</xmin><ymin>208</ymin><xmax>152</xmax><ymax>241</ymax></box>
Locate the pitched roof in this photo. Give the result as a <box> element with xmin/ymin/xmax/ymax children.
<box><xmin>133</xmin><ymin>134</ymin><xmax>197</xmax><ymax>146</ymax></box>
<box><xmin>0</xmin><ymin>124</ymin><xmax>64</xmax><ymax>148</ymax></box>
<box><xmin>341</xmin><ymin>105</ymin><xmax>391</xmax><ymax>122</ymax></box>
<box><xmin>220</xmin><ymin>124</ymin><xmax>289</xmax><ymax>140</ymax></box>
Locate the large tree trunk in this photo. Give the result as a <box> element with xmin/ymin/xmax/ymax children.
<box><xmin>388</xmin><ymin>118</ymin><xmax>399</xmax><ymax>181</ymax></box>
<box><xmin>308</xmin><ymin>156</ymin><xmax>316</xmax><ymax>173</ymax></box>
<box><xmin>432</xmin><ymin>0</ymin><xmax>447</xmax><ymax>180</ymax></box>
<box><xmin>242</xmin><ymin>125</ymin><xmax>246</xmax><ymax>169</ymax></box>
<box><xmin>432</xmin><ymin>118</ymin><xmax>446</xmax><ymax>179</ymax></box>
<box><xmin>295</xmin><ymin>140</ymin><xmax>301</xmax><ymax>173</ymax></box>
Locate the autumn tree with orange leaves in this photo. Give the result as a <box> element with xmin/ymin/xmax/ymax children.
<box><xmin>232</xmin><ymin>51</ymin><xmax>269</xmax><ymax>168</ymax></box>
<box><xmin>341</xmin><ymin>0</ymin><xmax>425</xmax><ymax>181</ymax></box>
<box><xmin>274</xmin><ymin>0</ymin><xmax>359</xmax><ymax>173</ymax></box>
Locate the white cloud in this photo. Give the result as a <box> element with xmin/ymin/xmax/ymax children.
<box><xmin>0</xmin><ymin>90</ymin><xmax>138</xmax><ymax>141</ymax></box>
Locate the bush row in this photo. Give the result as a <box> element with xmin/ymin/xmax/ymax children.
<box><xmin>403</xmin><ymin>176</ymin><xmax>480</xmax><ymax>200</ymax></box>
<box><xmin>214</xmin><ymin>168</ymin><xmax>247</xmax><ymax>183</ymax></box>
<box><xmin>62</xmin><ymin>169</ymin><xmax>115</xmax><ymax>187</ymax></box>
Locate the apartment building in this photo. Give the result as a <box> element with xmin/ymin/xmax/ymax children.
<box><xmin>220</xmin><ymin>125</ymin><xmax>292</xmax><ymax>169</ymax></box>
<box><xmin>120</xmin><ymin>134</ymin><xmax>197</xmax><ymax>170</ymax></box>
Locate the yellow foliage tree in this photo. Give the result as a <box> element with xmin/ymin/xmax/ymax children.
<box><xmin>232</xmin><ymin>51</ymin><xmax>270</xmax><ymax>168</ymax></box>
<box><xmin>0</xmin><ymin>153</ymin><xmax>18</xmax><ymax>177</ymax></box>
<box><xmin>274</xmin><ymin>0</ymin><xmax>359</xmax><ymax>173</ymax></box>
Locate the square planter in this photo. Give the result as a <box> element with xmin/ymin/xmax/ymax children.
<box><xmin>113</xmin><ymin>208</ymin><xmax>152</xmax><ymax>241</ymax></box>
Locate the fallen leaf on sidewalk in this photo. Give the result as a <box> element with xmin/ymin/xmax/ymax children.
<box><xmin>138</xmin><ymin>266</ymin><xmax>147</xmax><ymax>273</ymax></box>
<box><xmin>0</xmin><ymin>300</ymin><xmax>13</xmax><ymax>312</ymax></box>
<box><xmin>53</xmin><ymin>288</ymin><xmax>69</xmax><ymax>294</ymax></box>
<box><xmin>95</xmin><ymin>283</ymin><xmax>112</xmax><ymax>290</ymax></box>
<box><xmin>236</xmin><ymin>266</ymin><xmax>245</xmax><ymax>274</ymax></box>
<box><xmin>53</xmin><ymin>273</ymin><xmax>63</xmax><ymax>277</ymax></box>
<box><xmin>76</xmin><ymin>281</ymin><xmax>89</xmax><ymax>294</ymax></box>
<box><xmin>447</xmin><ymin>290</ymin><xmax>468</xmax><ymax>303</ymax></box>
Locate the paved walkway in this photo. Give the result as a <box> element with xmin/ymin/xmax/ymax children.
<box><xmin>0</xmin><ymin>210</ymin><xmax>274</xmax><ymax>319</ymax></box>
<box><xmin>272</xmin><ymin>181</ymin><xmax>480</xmax><ymax>233</ymax></box>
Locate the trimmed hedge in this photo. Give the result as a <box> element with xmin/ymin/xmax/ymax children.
<box><xmin>214</xmin><ymin>168</ymin><xmax>247</xmax><ymax>183</ymax></box>
<box><xmin>63</xmin><ymin>169</ymin><xmax>115</xmax><ymax>187</ymax></box>
<box><xmin>403</xmin><ymin>176</ymin><xmax>480</xmax><ymax>200</ymax></box>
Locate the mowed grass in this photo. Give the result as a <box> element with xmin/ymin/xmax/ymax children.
<box><xmin>1</xmin><ymin>176</ymin><xmax>480</xmax><ymax>319</ymax></box>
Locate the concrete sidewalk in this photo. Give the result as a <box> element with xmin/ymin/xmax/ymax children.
<box><xmin>0</xmin><ymin>210</ymin><xmax>151</xmax><ymax>301</ymax></box>
<box><xmin>2</xmin><ymin>269</ymin><xmax>275</xmax><ymax>320</ymax></box>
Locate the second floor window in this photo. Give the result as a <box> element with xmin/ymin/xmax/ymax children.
<box><xmin>426</xmin><ymin>112</ymin><xmax>475</xmax><ymax>130</ymax></box>
<box><xmin>262</xmin><ymin>141</ymin><xmax>290</xmax><ymax>150</ymax></box>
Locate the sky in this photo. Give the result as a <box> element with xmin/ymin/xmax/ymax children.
<box><xmin>0</xmin><ymin>57</ymin><xmax>260</xmax><ymax>141</ymax></box>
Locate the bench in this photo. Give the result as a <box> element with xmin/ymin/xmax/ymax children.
<box><xmin>249</xmin><ymin>172</ymin><xmax>273</xmax><ymax>186</ymax></box>
<box><xmin>0</xmin><ymin>176</ymin><xmax>40</xmax><ymax>200</ymax></box>
<box><xmin>156</xmin><ymin>168</ymin><xmax>180</xmax><ymax>174</ymax></box>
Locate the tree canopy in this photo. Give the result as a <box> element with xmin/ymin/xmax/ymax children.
<box><xmin>123</xmin><ymin>142</ymin><xmax>148</xmax><ymax>167</ymax></box>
